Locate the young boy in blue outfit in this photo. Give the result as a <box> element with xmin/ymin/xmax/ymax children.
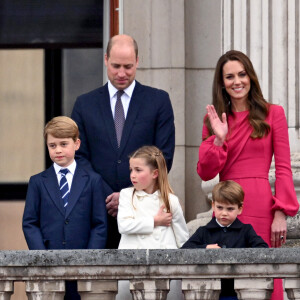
<box><xmin>182</xmin><ymin>180</ymin><xmax>268</xmax><ymax>300</ymax></box>
<box><xmin>23</xmin><ymin>116</ymin><xmax>107</xmax><ymax>300</ymax></box>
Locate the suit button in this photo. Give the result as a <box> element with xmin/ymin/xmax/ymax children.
<box><xmin>117</xmin><ymin>160</ymin><xmax>122</xmax><ymax>164</ymax></box>
<box><xmin>65</xmin><ymin>220</ymin><xmax>69</xmax><ymax>225</ymax></box>
<box><xmin>62</xmin><ymin>241</ymin><xmax>66</xmax><ymax>245</ymax></box>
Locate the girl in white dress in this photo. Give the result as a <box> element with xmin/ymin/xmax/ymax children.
<box><xmin>117</xmin><ymin>145</ymin><xmax>189</xmax><ymax>299</ymax></box>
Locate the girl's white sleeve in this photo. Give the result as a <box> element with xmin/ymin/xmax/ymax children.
<box><xmin>117</xmin><ymin>189</ymin><xmax>154</xmax><ymax>234</ymax></box>
<box><xmin>170</xmin><ymin>195</ymin><xmax>189</xmax><ymax>248</ymax></box>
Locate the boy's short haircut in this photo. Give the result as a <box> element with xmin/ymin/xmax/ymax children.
<box><xmin>212</xmin><ymin>180</ymin><xmax>244</xmax><ymax>208</ymax></box>
<box><xmin>44</xmin><ymin>116</ymin><xmax>79</xmax><ymax>142</ymax></box>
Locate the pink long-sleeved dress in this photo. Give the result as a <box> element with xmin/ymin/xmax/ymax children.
<box><xmin>197</xmin><ymin>104</ymin><xmax>299</xmax><ymax>299</ymax></box>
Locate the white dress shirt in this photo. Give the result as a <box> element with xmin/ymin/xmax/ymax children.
<box><xmin>53</xmin><ymin>160</ymin><xmax>77</xmax><ymax>190</ymax></box>
<box><xmin>107</xmin><ymin>80</ymin><xmax>136</xmax><ymax>118</ymax></box>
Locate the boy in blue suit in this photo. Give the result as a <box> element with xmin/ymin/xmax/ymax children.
<box><xmin>22</xmin><ymin>116</ymin><xmax>107</xmax><ymax>299</ymax></box>
<box><xmin>182</xmin><ymin>180</ymin><xmax>268</xmax><ymax>300</ymax></box>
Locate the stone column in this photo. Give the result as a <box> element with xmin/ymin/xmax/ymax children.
<box><xmin>0</xmin><ymin>281</ymin><xmax>13</xmax><ymax>300</ymax></box>
<box><xmin>25</xmin><ymin>280</ymin><xmax>65</xmax><ymax>300</ymax></box>
<box><xmin>285</xmin><ymin>278</ymin><xmax>300</xmax><ymax>300</ymax></box>
<box><xmin>181</xmin><ymin>279</ymin><xmax>221</xmax><ymax>300</ymax></box>
<box><xmin>234</xmin><ymin>278</ymin><xmax>273</xmax><ymax>300</ymax></box>
<box><xmin>77</xmin><ymin>280</ymin><xmax>118</xmax><ymax>300</ymax></box>
<box><xmin>130</xmin><ymin>279</ymin><xmax>169</xmax><ymax>300</ymax></box>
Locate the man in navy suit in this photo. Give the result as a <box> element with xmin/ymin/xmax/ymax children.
<box><xmin>23</xmin><ymin>116</ymin><xmax>107</xmax><ymax>299</ymax></box>
<box><xmin>71</xmin><ymin>34</ymin><xmax>175</xmax><ymax>248</ymax></box>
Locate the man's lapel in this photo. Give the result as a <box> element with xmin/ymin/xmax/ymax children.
<box><xmin>98</xmin><ymin>84</ymin><xmax>119</xmax><ymax>150</ymax></box>
<box><xmin>118</xmin><ymin>81</ymin><xmax>143</xmax><ymax>153</ymax></box>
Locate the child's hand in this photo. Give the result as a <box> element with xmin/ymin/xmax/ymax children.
<box><xmin>206</xmin><ymin>244</ymin><xmax>221</xmax><ymax>249</ymax></box>
<box><xmin>154</xmin><ymin>205</ymin><xmax>172</xmax><ymax>227</ymax></box>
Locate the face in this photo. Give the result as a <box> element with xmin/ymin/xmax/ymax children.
<box><xmin>223</xmin><ymin>60</ymin><xmax>251</xmax><ymax>110</ymax></box>
<box><xmin>47</xmin><ymin>134</ymin><xmax>80</xmax><ymax>168</ymax></box>
<box><xmin>105</xmin><ymin>43</ymin><xmax>139</xmax><ymax>90</ymax></box>
<box><xmin>129</xmin><ymin>158</ymin><xmax>158</xmax><ymax>194</ymax></box>
<box><xmin>212</xmin><ymin>200</ymin><xmax>243</xmax><ymax>226</ymax></box>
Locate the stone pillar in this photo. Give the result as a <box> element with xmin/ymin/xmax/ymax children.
<box><xmin>122</xmin><ymin>0</ymin><xmax>186</xmax><ymax>210</ymax></box>
<box><xmin>0</xmin><ymin>281</ymin><xmax>14</xmax><ymax>300</ymax></box>
<box><xmin>234</xmin><ymin>278</ymin><xmax>273</xmax><ymax>300</ymax></box>
<box><xmin>130</xmin><ymin>279</ymin><xmax>169</xmax><ymax>300</ymax></box>
<box><xmin>181</xmin><ymin>279</ymin><xmax>221</xmax><ymax>300</ymax></box>
<box><xmin>25</xmin><ymin>280</ymin><xmax>65</xmax><ymax>300</ymax></box>
<box><xmin>285</xmin><ymin>278</ymin><xmax>300</xmax><ymax>300</ymax></box>
<box><xmin>77</xmin><ymin>280</ymin><xmax>118</xmax><ymax>300</ymax></box>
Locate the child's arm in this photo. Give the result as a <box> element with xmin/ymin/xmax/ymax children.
<box><xmin>22</xmin><ymin>176</ymin><xmax>46</xmax><ymax>250</ymax></box>
<box><xmin>246</xmin><ymin>225</ymin><xmax>269</xmax><ymax>248</ymax></box>
<box><xmin>117</xmin><ymin>189</ymin><xmax>155</xmax><ymax>234</ymax></box>
<box><xmin>87</xmin><ymin>174</ymin><xmax>107</xmax><ymax>249</ymax></box>
<box><xmin>181</xmin><ymin>226</ymin><xmax>209</xmax><ymax>249</ymax></box>
<box><xmin>169</xmin><ymin>196</ymin><xmax>189</xmax><ymax>248</ymax></box>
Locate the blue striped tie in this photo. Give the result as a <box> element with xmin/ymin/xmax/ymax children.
<box><xmin>59</xmin><ymin>169</ymin><xmax>70</xmax><ymax>209</ymax></box>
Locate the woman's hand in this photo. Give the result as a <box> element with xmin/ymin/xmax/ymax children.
<box><xmin>206</xmin><ymin>105</ymin><xmax>228</xmax><ymax>146</ymax></box>
<box><xmin>154</xmin><ymin>205</ymin><xmax>172</xmax><ymax>227</ymax></box>
<box><xmin>271</xmin><ymin>210</ymin><xmax>287</xmax><ymax>248</ymax></box>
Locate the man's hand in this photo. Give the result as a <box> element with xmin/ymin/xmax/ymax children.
<box><xmin>106</xmin><ymin>192</ymin><xmax>120</xmax><ymax>218</ymax></box>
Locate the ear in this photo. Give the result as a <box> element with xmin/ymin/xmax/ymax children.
<box><xmin>152</xmin><ymin>169</ymin><xmax>158</xmax><ymax>179</ymax></box>
<box><xmin>211</xmin><ymin>201</ymin><xmax>216</xmax><ymax>212</ymax></box>
<box><xmin>75</xmin><ymin>139</ymin><xmax>81</xmax><ymax>151</ymax></box>
<box><xmin>104</xmin><ymin>53</ymin><xmax>108</xmax><ymax>67</ymax></box>
<box><xmin>237</xmin><ymin>205</ymin><xmax>243</xmax><ymax>215</ymax></box>
<box><xmin>136</xmin><ymin>56</ymin><xmax>139</xmax><ymax>67</ymax></box>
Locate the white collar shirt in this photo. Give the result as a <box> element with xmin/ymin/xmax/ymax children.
<box><xmin>53</xmin><ymin>160</ymin><xmax>77</xmax><ymax>190</ymax></box>
<box><xmin>108</xmin><ymin>80</ymin><xmax>136</xmax><ymax>118</ymax></box>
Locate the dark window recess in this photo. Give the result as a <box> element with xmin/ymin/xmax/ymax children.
<box><xmin>0</xmin><ymin>0</ymin><xmax>103</xmax><ymax>48</ymax></box>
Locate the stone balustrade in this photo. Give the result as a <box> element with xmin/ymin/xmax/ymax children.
<box><xmin>0</xmin><ymin>248</ymin><xmax>299</xmax><ymax>299</ymax></box>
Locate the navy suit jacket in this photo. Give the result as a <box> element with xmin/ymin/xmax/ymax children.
<box><xmin>71</xmin><ymin>81</ymin><xmax>175</xmax><ymax>194</ymax></box>
<box><xmin>22</xmin><ymin>165</ymin><xmax>107</xmax><ymax>250</ymax></box>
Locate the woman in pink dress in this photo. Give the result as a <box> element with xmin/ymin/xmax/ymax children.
<box><xmin>197</xmin><ymin>50</ymin><xmax>299</xmax><ymax>299</ymax></box>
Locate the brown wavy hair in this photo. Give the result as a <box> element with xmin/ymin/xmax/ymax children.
<box><xmin>130</xmin><ymin>146</ymin><xmax>173</xmax><ymax>212</ymax></box>
<box><xmin>205</xmin><ymin>50</ymin><xmax>270</xmax><ymax>139</ymax></box>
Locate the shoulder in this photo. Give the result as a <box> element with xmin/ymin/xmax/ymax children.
<box><xmin>120</xmin><ymin>187</ymin><xmax>135</xmax><ymax>197</ymax></box>
<box><xmin>75</xmin><ymin>85</ymin><xmax>107</xmax><ymax>104</ymax></box>
<box><xmin>267</xmin><ymin>104</ymin><xmax>286</xmax><ymax>119</ymax></box>
<box><xmin>28</xmin><ymin>166</ymin><xmax>54</xmax><ymax>185</ymax></box>
<box><xmin>136</xmin><ymin>81</ymin><xmax>170</xmax><ymax>99</ymax></box>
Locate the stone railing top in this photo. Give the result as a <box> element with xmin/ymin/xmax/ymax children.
<box><xmin>0</xmin><ymin>248</ymin><xmax>299</xmax><ymax>267</ymax></box>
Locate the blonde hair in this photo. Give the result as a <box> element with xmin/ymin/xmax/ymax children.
<box><xmin>130</xmin><ymin>146</ymin><xmax>173</xmax><ymax>212</ymax></box>
<box><xmin>212</xmin><ymin>180</ymin><xmax>244</xmax><ymax>208</ymax></box>
<box><xmin>44</xmin><ymin>116</ymin><xmax>79</xmax><ymax>142</ymax></box>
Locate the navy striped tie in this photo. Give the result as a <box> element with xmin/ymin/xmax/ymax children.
<box><xmin>59</xmin><ymin>169</ymin><xmax>70</xmax><ymax>209</ymax></box>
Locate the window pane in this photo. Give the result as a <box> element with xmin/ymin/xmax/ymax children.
<box><xmin>0</xmin><ymin>50</ymin><xmax>45</xmax><ymax>183</ymax></box>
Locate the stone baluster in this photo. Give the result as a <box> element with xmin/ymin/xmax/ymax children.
<box><xmin>285</xmin><ymin>278</ymin><xmax>300</xmax><ymax>300</ymax></box>
<box><xmin>181</xmin><ymin>279</ymin><xmax>221</xmax><ymax>300</ymax></box>
<box><xmin>25</xmin><ymin>280</ymin><xmax>65</xmax><ymax>300</ymax></box>
<box><xmin>129</xmin><ymin>279</ymin><xmax>169</xmax><ymax>300</ymax></box>
<box><xmin>77</xmin><ymin>280</ymin><xmax>118</xmax><ymax>300</ymax></box>
<box><xmin>234</xmin><ymin>278</ymin><xmax>273</xmax><ymax>300</ymax></box>
<box><xmin>0</xmin><ymin>281</ymin><xmax>13</xmax><ymax>300</ymax></box>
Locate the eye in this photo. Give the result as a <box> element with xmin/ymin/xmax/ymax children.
<box><xmin>239</xmin><ymin>72</ymin><xmax>247</xmax><ymax>77</ymax></box>
<box><xmin>225</xmin><ymin>75</ymin><xmax>233</xmax><ymax>80</ymax></box>
<box><xmin>227</xmin><ymin>208</ymin><xmax>234</xmax><ymax>211</ymax></box>
<box><xmin>48</xmin><ymin>144</ymin><xmax>55</xmax><ymax>149</ymax></box>
<box><xmin>124</xmin><ymin>65</ymin><xmax>133</xmax><ymax>69</ymax></box>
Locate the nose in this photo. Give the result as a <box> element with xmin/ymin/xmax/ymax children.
<box><xmin>233</xmin><ymin>76</ymin><xmax>241</xmax><ymax>84</ymax></box>
<box><xmin>118</xmin><ymin>67</ymin><xmax>126</xmax><ymax>77</ymax></box>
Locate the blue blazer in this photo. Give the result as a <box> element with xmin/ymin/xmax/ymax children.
<box><xmin>22</xmin><ymin>165</ymin><xmax>107</xmax><ymax>250</ymax></box>
<box><xmin>71</xmin><ymin>81</ymin><xmax>175</xmax><ymax>193</ymax></box>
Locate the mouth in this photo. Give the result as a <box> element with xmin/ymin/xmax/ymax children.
<box><xmin>56</xmin><ymin>156</ymin><xmax>64</xmax><ymax>159</ymax></box>
<box><xmin>232</xmin><ymin>86</ymin><xmax>243</xmax><ymax>92</ymax></box>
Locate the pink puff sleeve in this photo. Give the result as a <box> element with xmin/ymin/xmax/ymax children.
<box><xmin>271</xmin><ymin>105</ymin><xmax>299</xmax><ymax>216</ymax></box>
<box><xmin>197</xmin><ymin>120</ymin><xmax>228</xmax><ymax>181</ymax></box>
